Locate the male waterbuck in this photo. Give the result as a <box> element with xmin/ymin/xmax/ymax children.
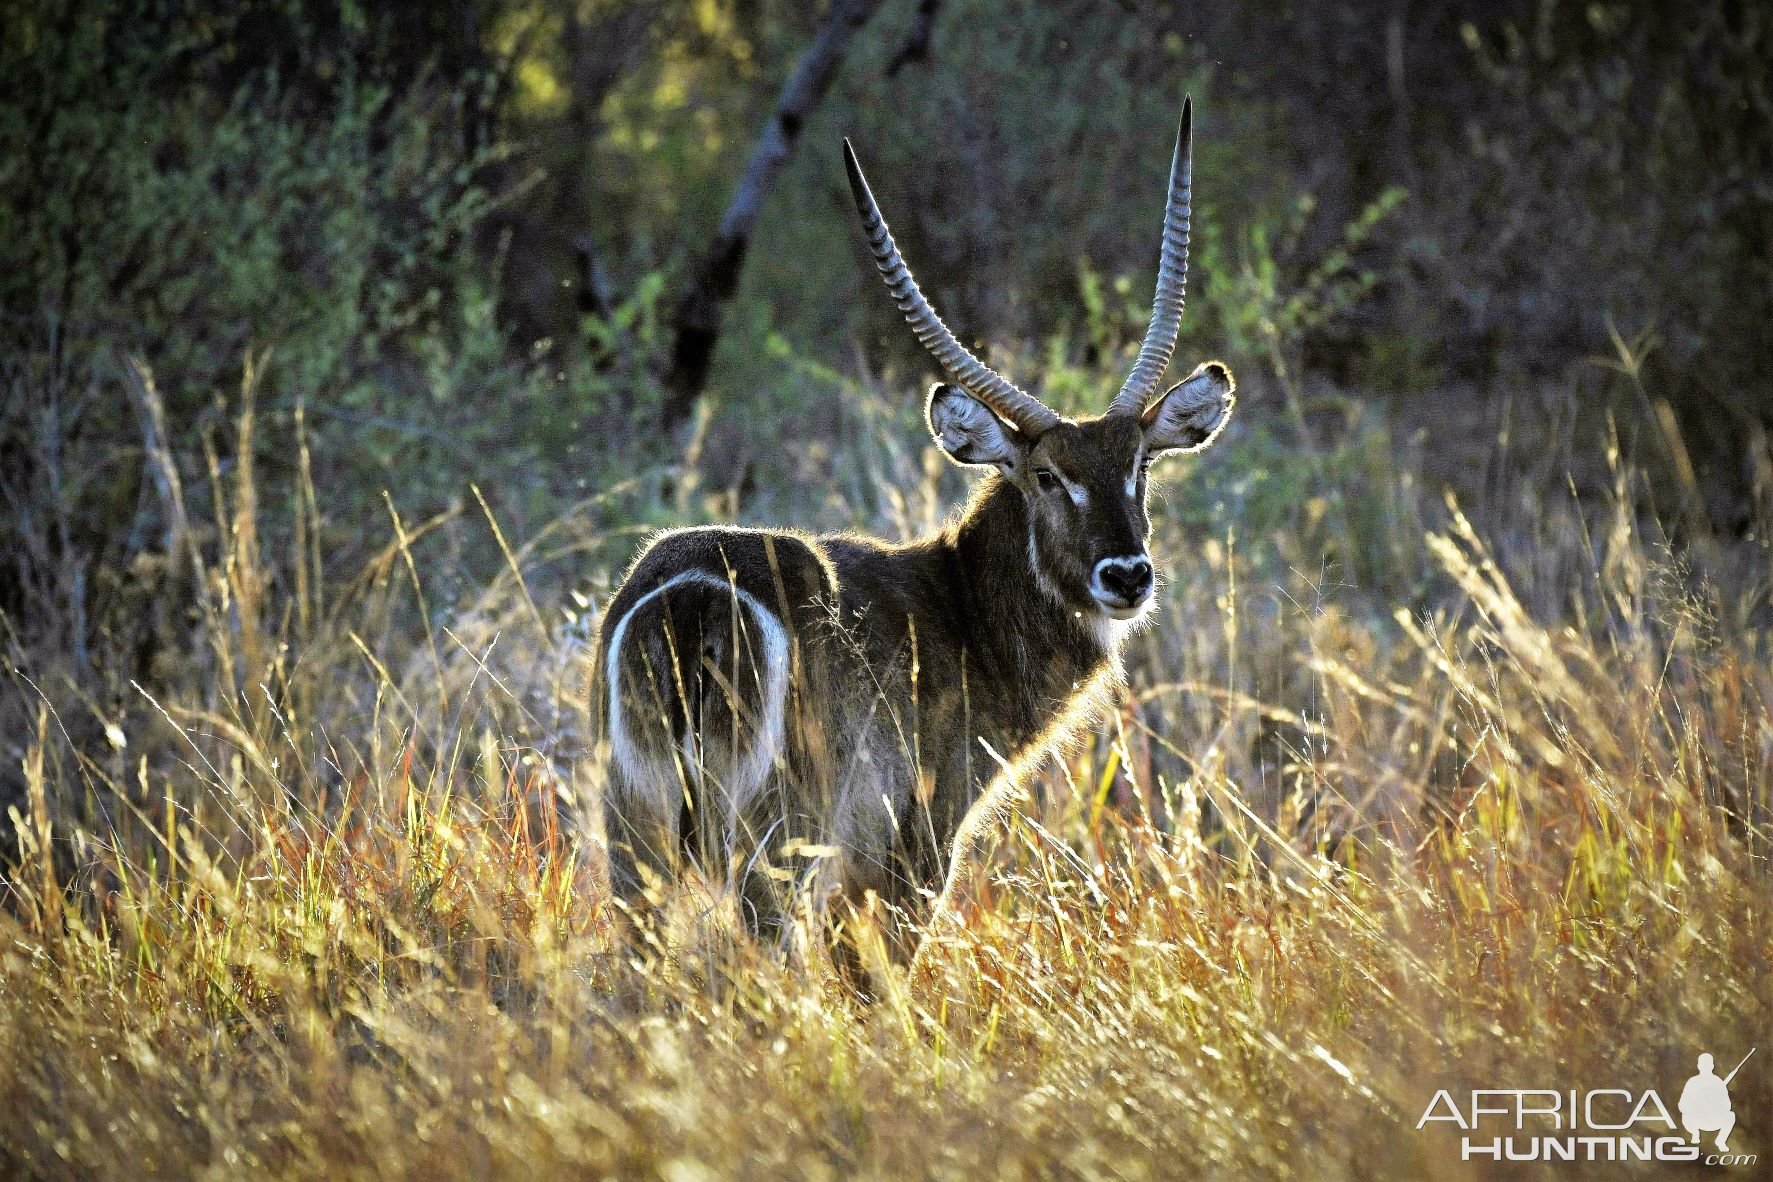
<box><xmin>596</xmin><ymin>99</ymin><xmax>1235</xmax><ymax>966</ymax></box>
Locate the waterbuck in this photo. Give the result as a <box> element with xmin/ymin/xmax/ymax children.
<box><xmin>596</xmin><ymin>99</ymin><xmax>1234</xmax><ymax>966</ymax></box>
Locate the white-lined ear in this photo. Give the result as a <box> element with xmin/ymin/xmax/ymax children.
<box><xmin>927</xmin><ymin>383</ymin><xmax>1028</xmax><ymax>470</ymax></box>
<box><xmin>1142</xmin><ymin>361</ymin><xmax>1235</xmax><ymax>455</ymax></box>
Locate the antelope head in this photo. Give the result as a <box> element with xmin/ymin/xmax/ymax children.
<box><xmin>845</xmin><ymin>98</ymin><xmax>1236</xmax><ymax>624</ymax></box>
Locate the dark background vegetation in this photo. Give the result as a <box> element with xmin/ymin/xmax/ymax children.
<box><xmin>2</xmin><ymin>0</ymin><xmax>1770</xmax><ymax>805</ymax></box>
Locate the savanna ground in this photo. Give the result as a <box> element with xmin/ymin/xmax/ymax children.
<box><xmin>3</xmin><ymin>2</ymin><xmax>1771</xmax><ymax>1178</ymax></box>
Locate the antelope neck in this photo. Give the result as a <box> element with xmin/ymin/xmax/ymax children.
<box><xmin>946</xmin><ymin>475</ymin><xmax>1114</xmax><ymax>683</ymax></box>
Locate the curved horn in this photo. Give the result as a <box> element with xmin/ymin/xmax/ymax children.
<box><xmin>844</xmin><ymin>140</ymin><xmax>1062</xmax><ymax>437</ymax></box>
<box><xmin>1108</xmin><ymin>97</ymin><xmax>1193</xmax><ymax>418</ymax></box>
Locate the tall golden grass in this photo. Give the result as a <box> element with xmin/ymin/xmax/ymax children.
<box><xmin>2</xmin><ymin>362</ymin><xmax>1768</xmax><ymax>1179</ymax></box>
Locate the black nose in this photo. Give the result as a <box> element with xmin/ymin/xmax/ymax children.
<box><xmin>1094</xmin><ymin>556</ymin><xmax>1154</xmax><ymax>604</ymax></box>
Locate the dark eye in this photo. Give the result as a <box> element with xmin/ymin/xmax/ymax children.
<box><xmin>1035</xmin><ymin>469</ymin><xmax>1063</xmax><ymax>492</ymax></box>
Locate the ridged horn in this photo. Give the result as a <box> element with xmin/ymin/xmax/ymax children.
<box><xmin>1108</xmin><ymin>96</ymin><xmax>1193</xmax><ymax>418</ymax></box>
<box><xmin>844</xmin><ymin>140</ymin><xmax>1062</xmax><ymax>437</ymax></box>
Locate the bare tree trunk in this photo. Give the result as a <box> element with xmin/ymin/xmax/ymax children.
<box><xmin>660</xmin><ymin>0</ymin><xmax>886</xmax><ymax>432</ymax></box>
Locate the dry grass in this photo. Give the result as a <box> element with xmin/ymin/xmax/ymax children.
<box><xmin>2</xmin><ymin>371</ymin><xmax>1769</xmax><ymax>1180</ymax></box>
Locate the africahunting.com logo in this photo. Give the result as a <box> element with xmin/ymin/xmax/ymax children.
<box><xmin>1416</xmin><ymin>1048</ymin><xmax>1757</xmax><ymax>1166</ymax></box>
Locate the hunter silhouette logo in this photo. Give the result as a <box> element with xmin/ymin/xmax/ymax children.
<box><xmin>1682</xmin><ymin>1049</ymin><xmax>1754</xmax><ymax>1153</ymax></box>
<box><xmin>1416</xmin><ymin>1046</ymin><xmax>1758</xmax><ymax>1165</ymax></box>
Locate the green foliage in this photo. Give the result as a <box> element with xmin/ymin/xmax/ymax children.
<box><xmin>4</xmin><ymin>7</ymin><xmax>496</xmax><ymax>392</ymax></box>
<box><xmin>0</xmin><ymin>1</ymin><xmax>569</xmax><ymax>616</ymax></box>
<box><xmin>1195</xmin><ymin>187</ymin><xmax>1407</xmax><ymax>365</ymax></box>
<box><xmin>0</xmin><ymin>0</ymin><xmax>1764</xmax><ymax>707</ymax></box>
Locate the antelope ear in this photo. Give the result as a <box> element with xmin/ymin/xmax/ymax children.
<box><xmin>927</xmin><ymin>383</ymin><xmax>1027</xmax><ymax>470</ymax></box>
<box><xmin>1142</xmin><ymin>361</ymin><xmax>1235</xmax><ymax>455</ymax></box>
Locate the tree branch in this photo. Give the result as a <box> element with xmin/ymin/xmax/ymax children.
<box><xmin>886</xmin><ymin>0</ymin><xmax>943</xmax><ymax>77</ymax></box>
<box><xmin>660</xmin><ymin>0</ymin><xmax>887</xmax><ymax>432</ymax></box>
